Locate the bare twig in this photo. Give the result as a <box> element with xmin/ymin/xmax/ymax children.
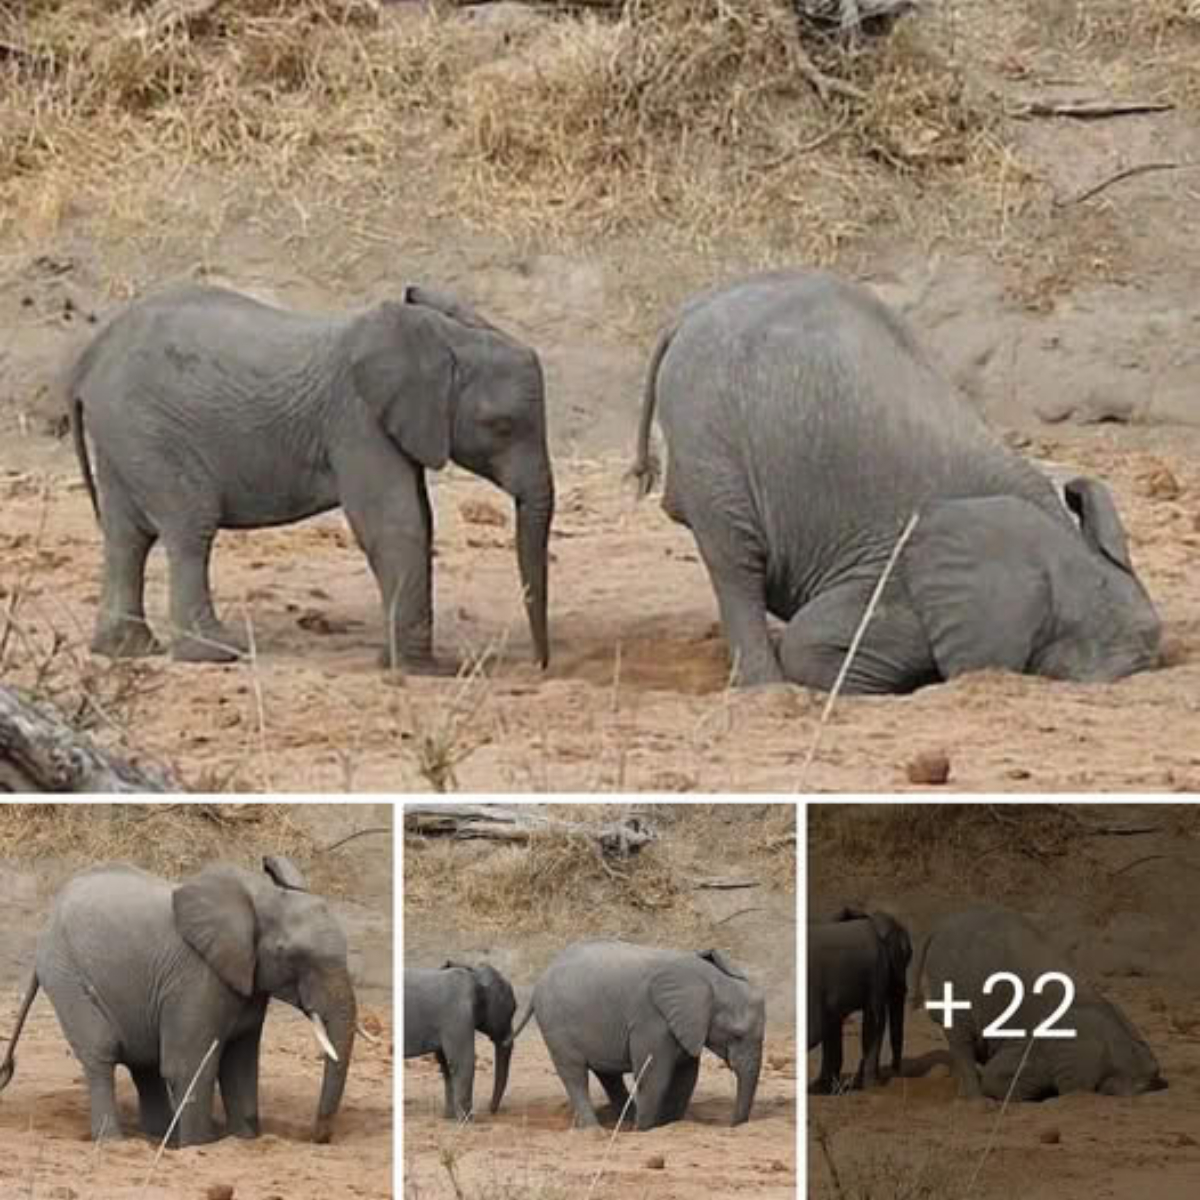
<box><xmin>319</xmin><ymin>826</ymin><xmax>393</xmax><ymax>854</ymax></box>
<box><xmin>1012</xmin><ymin>99</ymin><xmax>1174</xmax><ymax>120</ymax></box>
<box><xmin>140</xmin><ymin>1037</ymin><xmax>220</xmax><ymax>1193</ymax></box>
<box><xmin>586</xmin><ymin>1053</ymin><xmax>654</xmax><ymax>1195</ymax></box>
<box><xmin>715</xmin><ymin>906</ymin><xmax>766</xmax><ymax>925</ymax></box>
<box><xmin>1056</xmin><ymin>161</ymin><xmax>1197</xmax><ymax>207</ymax></box>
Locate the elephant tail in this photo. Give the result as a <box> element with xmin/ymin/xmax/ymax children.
<box><xmin>626</xmin><ymin>320</ymin><xmax>678</xmax><ymax>500</ymax></box>
<box><xmin>503</xmin><ymin>998</ymin><xmax>536</xmax><ymax>1048</ymax></box>
<box><xmin>68</xmin><ymin>392</ymin><xmax>100</xmax><ymax>523</ymax></box>
<box><xmin>0</xmin><ymin>971</ymin><xmax>41</xmax><ymax>1092</ymax></box>
<box><xmin>908</xmin><ymin>929</ymin><xmax>933</xmax><ymax>1011</ymax></box>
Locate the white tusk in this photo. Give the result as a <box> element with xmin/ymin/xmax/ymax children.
<box><xmin>309</xmin><ymin>1012</ymin><xmax>339</xmax><ymax>1063</ymax></box>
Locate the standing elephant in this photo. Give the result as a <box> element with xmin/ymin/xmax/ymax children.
<box><xmin>508</xmin><ymin>940</ymin><xmax>765</xmax><ymax>1131</ymax></box>
<box><xmin>66</xmin><ymin>282</ymin><xmax>554</xmax><ymax>669</ymax></box>
<box><xmin>630</xmin><ymin>269</ymin><xmax>1161</xmax><ymax>692</ymax></box>
<box><xmin>404</xmin><ymin>962</ymin><xmax>517</xmax><ymax>1120</ymax></box>
<box><xmin>808</xmin><ymin>907</ymin><xmax>911</xmax><ymax>1093</ymax></box>
<box><xmin>0</xmin><ymin>856</ymin><xmax>356</xmax><ymax>1145</ymax></box>
<box><xmin>912</xmin><ymin>905</ymin><xmax>1165</xmax><ymax>1100</ymax></box>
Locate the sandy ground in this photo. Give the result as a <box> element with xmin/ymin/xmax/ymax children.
<box><xmin>402</xmin><ymin>803</ymin><xmax>798</xmax><ymax>1199</ymax></box>
<box><xmin>807</xmin><ymin>803</ymin><xmax>1200</xmax><ymax>1199</ymax></box>
<box><xmin>0</xmin><ymin>433</ymin><xmax>1197</xmax><ymax>793</ymax></box>
<box><xmin>0</xmin><ymin>804</ymin><xmax>394</xmax><ymax>1200</ymax></box>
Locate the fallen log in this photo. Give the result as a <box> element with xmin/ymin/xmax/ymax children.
<box><xmin>404</xmin><ymin>804</ymin><xmax>657</xmax><ymax>858</ymax></box>
<box><xmin>0</xmin><ymin>684</ymin><xmax>177</xmax><ymax>793</ymax></box>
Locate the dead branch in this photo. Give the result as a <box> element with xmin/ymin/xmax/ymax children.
<box><xmin>692</xmin><ymin>876</ymin><xmax>760</xmax><ymax>890</ymax></box>
<box><xmin>1055</xmin><ymin>161</ymin><xmax>1198</xmax><ymax>208</ymax></box>
<box><xmin>404</xmin><ymin>804</ymin><xmax>656</xmax><ymax>858</ymax></box>
<box><xmin>0</xmin><ymin>684</ymin><xmax>177</xmax><ymax>793</ymax></box>
<box><xmin>1012</xmin><ymin>99</ymin><xmax>1174</xmax><ymax>120</ymax></box>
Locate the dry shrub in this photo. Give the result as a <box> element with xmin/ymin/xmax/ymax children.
<box><xmin>448</xmin><ymin>0</ymin><xmax>1012</xmax><ymax>250</ymax></box>
<box><xmin>404</xmin><ymin>826</ymin><xmax>688</xmax><ymax>935</ymax></box>
<box><xmin>0</xmin><ymin>801</ymin><xmax>318</xmax><ymax>880</ymax></box>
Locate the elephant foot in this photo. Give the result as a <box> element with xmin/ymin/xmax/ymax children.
<box><xmin>91</xmin><ymin>621</ymin><xmax>163</xmax><ymax>659</ymax></box>
<box><xmin>90</xmin><ymin>1121</ymin><xmax>124</xmax><ymax>1142</ymax></box>
<box><xmin>807</xmin><ymin>1078</ymin><xmax>836</xmax><ymax>1095</ymax></box>
<box><xmin>171</xmin><ymin>627</ymin><xmax>246</xmax><ymax>663</ymax></box>
<box><xmin>226</xmin><ymin>1115</ymin><xmax>260</xmax><ymax>1139</ymax></box>
<box><xmin>376</xmin><ymin>646</ymin><xmax>464</xmax><ymax>678</ymax></box>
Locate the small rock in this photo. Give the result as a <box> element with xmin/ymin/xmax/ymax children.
<box><xmin>644</xmin><ymin>1155</ymin><xmax>665</xmax><ymax>1170</ymax></box>
<box><xmin>1173</xmin><ymin>1132</ymin><xmax>1198</xmax><ymax>1147</ymax></box>
<box><xmin>1039</xmin><ymin>1128</ymin><xmax>1061</xmax><ymax>1145</ymax></box>
<box><xmin>297</xmin><ymin>609</ymin><xmax>350</xmax><ymax>636</ymax></box>
<box><xmin>206</xmin><ymin>1186</ymin><xmax>235</xmax><ymax>1200</ymax></box>
<box><xmin>1007</xmin><ymin>767</ymin><xmax>1032</xmax><ymax>781</ymax></box>
<box><xmin>460</xmin><ymin>498</ymin><xmax>508</xmax><ymax>527</ymax></box>
<box><xmin>906</xmin><ymin>750</ymin><xmax>951</xmax><ymax>785</ymax></box>
<box><xmin>768</xmin><ymin>1160</ymin><xmax>787</xmax><ymax>1173</ymax></box>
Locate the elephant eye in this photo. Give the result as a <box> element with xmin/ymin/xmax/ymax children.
<box><xmin>488</xmin><ymin>415</ymin><xmax>516</xmax><ymax>438</ymax></box>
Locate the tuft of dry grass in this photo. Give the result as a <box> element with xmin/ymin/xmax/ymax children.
<box><xmin>0</xmin><ymin>801</ymin><xmax>317</xmax><ymax>879</ymax></box>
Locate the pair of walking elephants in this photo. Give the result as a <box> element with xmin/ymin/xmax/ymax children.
<box><xmin>404</xmin><ymin>940</ymin><xmax>767</xmax><ymax>1131</ymax></box>
<box><xmin>808</xmin><ymin>904</ymin><xmax>1167</xmax><ymax>1101</ymax></box>
<box><xmin>0</xmin><ymin>857</ymin><xmax>357</xmax><ymax>1147</ymax></box>
<box><xmin>65</xmin><ymin>267</ymin><xmax>1162</xmax><ymax>693</ymax></box>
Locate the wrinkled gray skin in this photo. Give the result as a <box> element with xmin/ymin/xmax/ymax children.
<box><xmin>808</xmin><ymin>907</ymin><xmax>911</xmax><ymax>1094</ymax></box>
<box><xmin>0</xmin><ymin>856</ymin><xmax>356</xmax><ymax>1145</ymax></box>
<box><xmin>67</xmin><ymin>283</ymin><xmax>553</xmax><ymax>669</ymax></box>
<box><xmin>630</xmin><ymin>269</ymin><xmax>1161</xmax><ymax>692</ymax></box>
<box><xmin>508</xmin><ymin>940</ymin><xmax>765</xmax><ymax>1131</ymax></box>
<box><xmin>404</xmin><ymin>962</ymin><xmax>517</xmax><ymax>1120</ymax></box>
<box><xmin>912</xmin><ymin>905</ymin><xmax>1165</xmax><ymax>1100</ymax></box>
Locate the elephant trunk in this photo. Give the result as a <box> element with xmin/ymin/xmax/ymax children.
<box><xmin>310</xmin><ymin>966</ymin><xmax>357</xmax><ymax>1144</ymax></box>
<box><xmin>515</xmin><ymin>484</ymin><xmax>553</xmax><ymax>668</ymax></box>
<box><xmin>731</xmin><ymin>1045</ymin><xmax>762</xmax><ymax>1126</ymax></box>
<box><xmin>490</xmin><ymin>1038</ymin><xmax>513</xmax><ymax>1113</ymax></box>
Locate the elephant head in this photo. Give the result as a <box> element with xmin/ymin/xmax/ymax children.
<box><xmin>443</xmin><ymin>960</ymin><xmax>518</xmax><ymax>1113</ymax></box>
<box><xmin>173</xmin><ymin>857</ymin><xmax>357</xmax><ymax>1143</ymax></box>
<box><xmin>902</xmin><ymin>480</ymin><xmax>1161</xmax><ymax>684</ymax></box>
<box><xmin>1060</xmin><ymin>1001</ymin><xmax>1167</xmax><ymax>1097</ymax></box>
<box><xmin>647</xmin><ymin>949</ymin><xmax>765</xmax><ymax>1126</ymax></box>
<box><xmin>346</xmin><ymin>286</ymin><xmax>554</xmax><ymax>667</ymax></box>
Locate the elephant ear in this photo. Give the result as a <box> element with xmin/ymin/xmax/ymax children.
<box><xmin>904</xmin><ymin>496</ymin><xmax>1054</xmax><ymax>680</ymax></box>
<box><xmin>696</xmin><ymin>949</ymin><xmax>748</xmax><ymax>982</ymax></box>
<box><xmin>350</xmin><ymin>301</ymin><xmax>457</xmax><ymax>470</ymax></box>
<box><xmin>173</xmin><ymin>869</ymin><xmax>257</xmax><ymax>997</ymax></box>
<box><xmin>405</xmin><ymin>284</ymin><xmax>500</xmax><ymax>333</ymax></box>
<box><xmin>649</xmin><ymin>963</ymin><xmax>714</xmax><ymax>1057</ymax></box>
<box><xmin>262</xmin><ymin>855</ymin><xmax>308</xmax><ymax>891</ymax></box>
<box><xmin>1062</xmin><ymin>477</ymin><xmax>1134</xmax><ymax>574</ymax></box>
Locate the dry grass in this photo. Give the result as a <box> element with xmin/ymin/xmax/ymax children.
<box><xmin>1</xmin><ymin>0</ymin><xmax>1032</xmax><ymax>263</ymax></box>
<box><xmin>404</xmin><ymin>801</ymin><xmax>795</xmax><ymax>940</ymax></box>
<box><xmin>0</xmin><ymin>801</ymin><xmax>316</xmax><ymax>877</ymax></box>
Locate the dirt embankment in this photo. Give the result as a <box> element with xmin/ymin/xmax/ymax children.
<box><xmin>403</xmin><ymin>802</ymin><xmax>797</xmax><ymax>1200</ymax></box>
<box><xmin>0</xmin><ymin>803</ymin><xmax>393</xmax><ymax>1200</ymax></box>
<box><xmin>0</xmin><ymin>1</ymin><xmax>1198</xmax><ymax>791</ymax></box>
<box><xmin>807</xmin><ymin>803</ymin><xmax>1200</xmax><ymax>1200</ymax></box>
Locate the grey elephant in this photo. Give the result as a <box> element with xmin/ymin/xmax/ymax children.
<box><xmin>508</xmin><ymin>940</ymin><xmax>765</xmax><ymax>1131</ymax></box>
<box><xmin>0</xmin><ymin>856</ymin><xmax>356</xmax><ymax>1145</ymax></box>
<box><xmin>404</xmin><ymin>961</ymin><xmax>517</xmax><ymax>1120</ymax></box>
<box><xmin>912</xmin><ymin>905</ymin><xmax>1165</xmax><ymax>1100</ymax></box>
<box><xmin>66</xmin><ymin>282</ymin><xmax>553</xmax><ymax>669</ymax></box>
<box><xmin>630</xmin><ymin>269</ymin><xmax>1161</xmax><ymax>692</ymax></box>
<box><xmin>808</xmin><ymin>907</ymin><xmax>911</xmax><ymax>1094</ymax></box>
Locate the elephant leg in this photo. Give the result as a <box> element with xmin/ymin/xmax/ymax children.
<box><xmin>810</xmin><ymin>1022</ymin><xmax>844</xmax><ymax>1095</ymax></box>
<box><xmin>161</xmin><ymin>520</ymin><xmax>245</xmax><ymax>663</ymax></box>
<box><xmin>778</xmin><ymin>579</ymin><xmax>934</xmax><ymax>694</ymax></box>
<box><xmin>90</xmin><ymin>465</ymin><xmax>162</xmax><ymax>659</ymax></box>
<box><xmin>686</xmin><ymin>517</ymin><xmax>783</xmax><ymax>687</ymax></box>
<box><xmin>980</xmin><ymin>1044</ymin><xmax>1046</xmax><ymax>1101</ymax></box>
<box><xmin>82</xmin><ymin>1063</ymin><xmax>124</xmax><ymax>1142</ymax></box>
<box><xmin>333</xmin><ymin>447</ymin><xmax>448</xmax><ymax>673</ymax></box>
<box><xmin>854</xmin><ymin>1005</ymin><xmax>884</xmax><ymax>1090</ymax></box>
<box><xmin>218</xmin><ymin>1025</ymin><xmax>263</xmax><ymax>1138</ymax></box>
<box><xmin>547</xmin><ymin>1052</ymin><xmax>599</xmax><ymax>1129</ymax></box>
<box><xmin>593</xmin><ymin>1070</ymin><xmax>633</xmax><ymax>1122</ymax></box>
<box><xmin>661</xmin><ymin>464</ymin><xmax>689</xmax><ymax>527</ymax></box>
<box><xmin>660</xmin><ymin>1057</ymin><xmax>700</xmax><ymax>1124</ymax></box>
<box><xmin>45</xmin><ymin>974</ymin><xmax>124</xmax><ymax>1139</ymax></box>
<box><xmin>944</xmin><ymin>1025</ymin><xmax>985</xmax><ymax>1099</ymax></box>
<box><xmin>160</xmin><ymin>1028</ymin><xmax>222</xmax><ymax>1146</ymax></box>
<box><xmin>631</xmin><ymin>1048</ymin><xmax>676</xmax><ymax>1132</ymax></box>
<box><xmin>131</xmin><ymin>1067</ymin><xmax>173</xmax><ymax>1140</ymax></box>
<box><xmin>435</xmin><ymin>1043</ymin><xmax>474</xmax><ymax>1120</ymax></box>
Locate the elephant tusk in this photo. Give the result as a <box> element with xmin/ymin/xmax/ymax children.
<box><xmin>309</xmin><ymin>1012</ymin><xmax>339</xmax><ymax>1062</ymax></box>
